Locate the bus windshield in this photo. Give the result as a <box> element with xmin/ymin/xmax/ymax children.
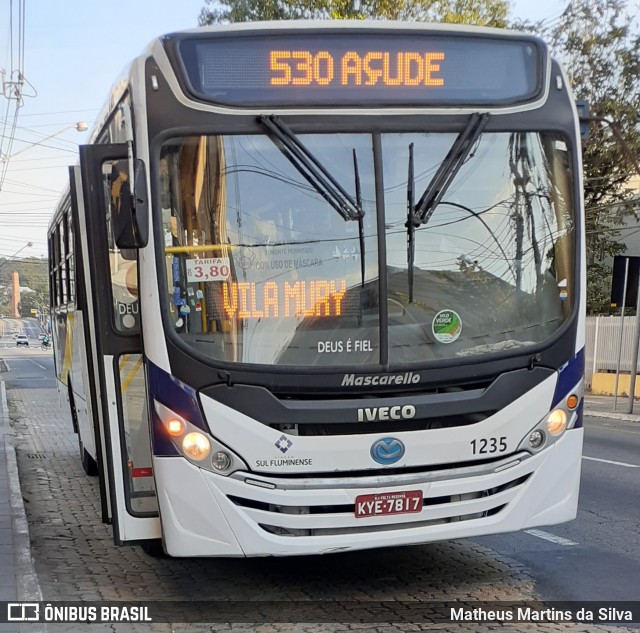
<box><xmin>159</xmin><ymin>130</ymin><xmax>574</xmax><ymax>367</ymax></box>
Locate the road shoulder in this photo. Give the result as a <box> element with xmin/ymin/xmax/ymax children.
<box><xmin>0</xmin><ymin>379</ymin><xmax>42</xmax><ymax>606</ymax></box>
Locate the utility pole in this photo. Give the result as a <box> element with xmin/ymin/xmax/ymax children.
<box><xmin>11</xmin><ymin>272</ymin><xmax>19</xmax><ymax>318</ymax></box>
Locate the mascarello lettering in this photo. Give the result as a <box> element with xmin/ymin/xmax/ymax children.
<box><xmin>342</xmin><ymin>372</ymin><xmax>421</xmax><ymax>387</ymax></box>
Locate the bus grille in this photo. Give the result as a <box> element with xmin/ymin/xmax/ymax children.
<box><xmin>259</xmin><ymin>505</ymin><xmax>507</xmax><ymax>537</ymax></box>
<box><xmin>226</xmin><ymin>472</ymin><xmax>531</xmax><ymax>537</ymax></box>
<box><xmin>272</xmin><ymin>411</ymin><xmax>496</xmax><ymax>436</ymax></box>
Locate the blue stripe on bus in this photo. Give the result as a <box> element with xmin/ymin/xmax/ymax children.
<box><xmin>147</xmin><ymin>360</ymin><xmax>208</xmax><ymax>456</ymax></box>
<box><xmin>551</xmin><ymin>347</ymin><xmax>585</xmax><ymax>410</ymax></box>
<box><xmin>574</xmin><ymin>400</ymin><xmax>584</xmax><ymax>429</ymax></box>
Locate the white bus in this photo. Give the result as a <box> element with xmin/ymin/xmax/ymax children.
<box><xmin>48</xmin><ymin>21</ymin><xmax>585</xmax><ymax>557</ymax></box>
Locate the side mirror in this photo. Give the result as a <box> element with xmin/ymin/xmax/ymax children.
<box><xmin>111</xmin><ymin>159</ymin><xmax>149</xmax><ymax>249</ymax></box>
<box><xmin>575</xmin><ymin>100</ymin><xmax>590</xmax><ymax>141</ymax></box>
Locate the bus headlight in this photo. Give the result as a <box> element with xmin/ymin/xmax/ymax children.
<box><xmin>154</xmin><ymin>400</ymin><xmax>248</xmax><ymax>475</ymax></box>
<box><xmin>546</xmin><ymin>408</ymin><xmax>568</xmax><ymax>436</ymax></box>
<box><xmin>182</xmin><ymin>432</ymin><xmax>211</xmax><ymax>461</ymax></box>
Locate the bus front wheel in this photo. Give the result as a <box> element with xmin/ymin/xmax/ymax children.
<box><xmin>140</xmin><ymin>539</ymin><xmax>165</xmax><ymax>557</ymax></box>
<box><xmin>79</xmin><ymin>438</ymin><xmax>99</xmax><ymax>477</ymax></box>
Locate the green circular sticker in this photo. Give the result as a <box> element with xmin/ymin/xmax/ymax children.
<box><xmin>432</xmin><ymin>309</ymin><xmax>462</xmax><ymax>344</ymax></box>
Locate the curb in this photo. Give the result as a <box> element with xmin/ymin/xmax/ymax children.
<box><xmin>5</xmin><ymin>441</ymin><xmax>43</xmax><ymax>601</ymax></box>
<box><xmin>584</xmin><ymin>409</ymin><xmax>640</xmax><ymax>423</ymax></box>
<box><xmin>0</xmin><ymin>380</ymin><xmax>43</xmax><ymax>611</ymax></box>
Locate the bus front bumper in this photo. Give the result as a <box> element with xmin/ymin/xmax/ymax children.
<box><xmin>152</xmin><ymin>428</ymin><xmax>583</xmax><ymax>557</ymax></box>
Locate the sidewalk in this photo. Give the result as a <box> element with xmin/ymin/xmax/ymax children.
<box><xmin>0</xmin><ymin>380</ymin><xmax>19</xmax><ymax>633</ymax></box>
<box><xmin>584</xmin><ymin>394</ymin><xmax>640</xmax><ymax>423</ymax></box>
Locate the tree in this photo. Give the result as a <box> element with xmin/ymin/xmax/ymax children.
<box><xmin>0</xmin><ymin>258</ymin><xmax>49</xmax><ymax>318</ymax></box>
<box><xmin>199</xmin><ymin>0</ymin><xmax>509</xmax><ymax>27</ymax></box>
<box><xmin>540</xmin><ymin>0</ymin><xmax>640</xmax><ymax>313</ymax></box>
<box><xmin>198</xmin><ymin>0</ymin><xmax>640</xmax><ymax>314</ymax></box>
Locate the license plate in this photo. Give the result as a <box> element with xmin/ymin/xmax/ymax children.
<box><xmin>354</xmin><ymin>490</ymin><xmax>423</xmax><ymax>518</ymax></box>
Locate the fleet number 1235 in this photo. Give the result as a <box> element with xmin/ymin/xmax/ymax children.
<box><xmin>470</xmin><ymin>436</ymin><xmax>507</xmax><ymax>455</ymax></box>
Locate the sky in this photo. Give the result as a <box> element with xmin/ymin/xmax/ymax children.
<box><xmin>0</xmin><ymin>0</ymin><xmax>563</xmax><ymax>261</ymax></box>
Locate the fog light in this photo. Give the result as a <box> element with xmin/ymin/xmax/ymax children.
<box><xmin>212</xmin><ymin>451</ymin><xmax>232</xmax><ymax>472</ymax></box>
<box><xmin>167</xmin><ymin>419</ymin><xmax>184</xmax><ymax>436</ymax></box>
<box><xmin>528</xmin><ymin>430</ymin><xmax>544</xmax><ymax>449</ymax></box>
<box><xmin>546</xmin><ymin>409</ymin><xmax>568</xmax><ymax>436</ymax></box>
<box><xmin>182</xmin><ymin>432</ymin><xmax>211</xmax><ymax>460</ymax></box>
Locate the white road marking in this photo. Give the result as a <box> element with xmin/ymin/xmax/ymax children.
<box><xmin>582</xmin><ymin>456</ymin><xmax>640</xmax><ymax>468</ymax></box>
<box><xmin>29</xmin><ymin>359</ymin><xmax>47</xmax><ymax>370</ymax></box>
<box><xmin>590</xmin><ymin>424</ymin><xmax>640</xmax><ymax>436</ymax></box>
<box><xmin>524</xmin><ymin>529</ymin><xmax>578</xmax><ymax>546</ymax></box>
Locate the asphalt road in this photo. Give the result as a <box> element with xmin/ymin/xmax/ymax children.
<box><xmin>0</xmin><ymin>345</ymin><xmax>55</xmax><ymax>388</ymax></box>
<box><xmin>0</xmin><ymin>316</ymin><xmax>46</xmax><ymax>345</ymax></box>
<box><xmin>477</xmin><ymin>414</ymin><xmax>640</xmax><ymax>603</ymax></box>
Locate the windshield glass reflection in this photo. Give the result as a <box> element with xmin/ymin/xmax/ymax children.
<box><xmin>159</xmin><ymin>131</ymin><xmax>574</xmax><ymax>367</ymax></box>
<box><xmin>160</xmin><ymin>134</ymin><xmax>380</xmax><ymax>366</ymax></box>
<box><xmin>384</xmin><ymin>132</ymin><xmax>574</xmax><ymax>362</ymax></box>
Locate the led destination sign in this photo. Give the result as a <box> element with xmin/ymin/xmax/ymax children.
<box><xmin>176</xmin><ymin>32</ymin><xmax>542</xmax><ymax>107</ymax></box>
<box><xmin>220</xmin><ymin>279</ymin><xmax>349</xmax><ymax>319</ymax></box>
<box><xmin>269</xmin><ymin>50</ymin><xmax>446</xmax><ymax>88</ymax></box>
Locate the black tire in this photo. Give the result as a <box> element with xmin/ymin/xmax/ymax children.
<box><xmin>68</xmin><ymin>384</ymin><xmax>97</xmax><ymax>476</ymax></box>
<box><xmin>79</xmin><ymin>438</ymin><xmax>99</xmax><ymax>477</ymax></box>
<box><xmin>140</xmin><ymin>539</ymin><xmax>166</xmax><ymax>557</ymax></box>
<box><xmin>67</xmin><ymin>383</ymin><xmax>79</xmax><ymax>434</ymax></box>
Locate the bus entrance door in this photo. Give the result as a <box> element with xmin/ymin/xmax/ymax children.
<box><xmin>70</xmin><ymin>145</ymin><xmax>160</xmax><ymax>545</ymax></box>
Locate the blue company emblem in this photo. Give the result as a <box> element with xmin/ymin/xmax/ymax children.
<box><xmin>370</xmin><ymin>437</ymin><xmax>405</xmax><ymax>465</ymax></box>
<box><xmin>275</xmin><ymin>435</ymin><xmax>293</xmax><ymax>454</ymax></box>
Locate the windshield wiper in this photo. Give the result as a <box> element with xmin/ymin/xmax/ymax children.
<box><xmin>407</xmin><ymin>142</ymin><xmax>417</xmax><ymax>302</ymax></box>
<box><xmin>412</xmin><ymin>112</ymin><xmax>490</xmax><ymax>225</ymax></box>
<box><xmin>352</xmin><ymin>148</ymin><xmax>366</xmax><ymax>288</ymax></box>
<box><xmin>259</xmin><ymin>115</ymin><xmax>362</xmax><ymax>222</ymax></box>
<box><xmin>406</xmin><ymin>112</ymin><xmax>490</xmax><ymax>302</ymax></box>
<box><xmin>259</xmin><ymin>115</ymin><xmax>366</xmax><ymax>287</ymax></box>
